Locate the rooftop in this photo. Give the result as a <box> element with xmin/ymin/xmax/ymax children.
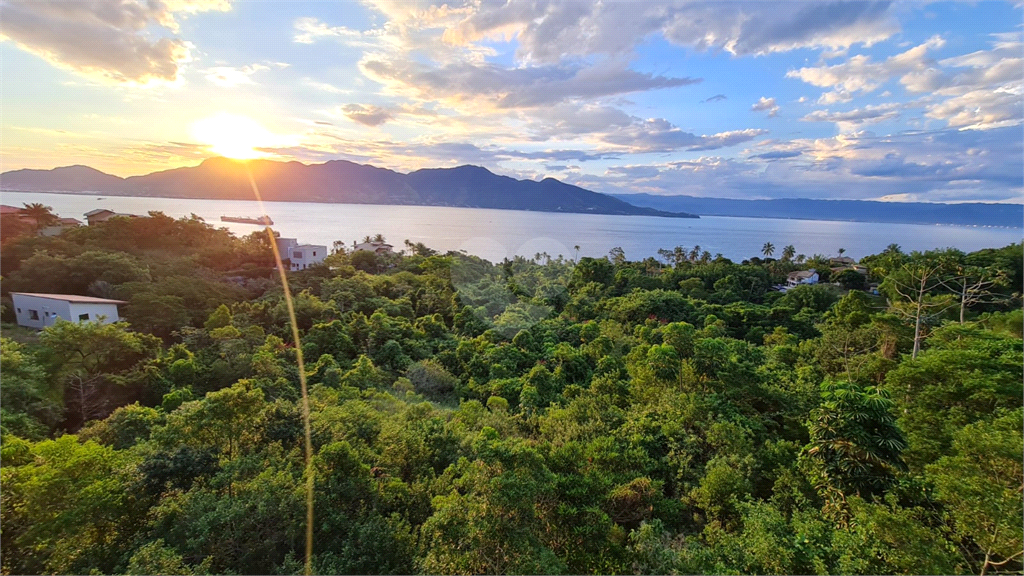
<box><xmin>11</xmin><ymin>292</ymin><xmax>128</xmax><ymax>305</ymax></box>
<box><xmin>787</xmin><ymin>270</ymin><xmax>817</xmax><ymax>279</ymax></box>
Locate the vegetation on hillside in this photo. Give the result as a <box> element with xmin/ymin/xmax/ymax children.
<box><xmin>1</xmin><ymin>212</ymin><xmax>1021</xmax><ymax>575</ymax></box>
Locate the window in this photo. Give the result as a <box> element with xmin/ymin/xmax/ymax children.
<box><xmin>29</xmin><ymin>310</ymin><xmax>39</xmax><ymax>320</ymax></box>
<box><xmin>293</xmin><ymin>251</ymin><xmax>303</xmax><ymax>259</ymax></box>
<box><xmin>79</xmin><ymin>313</ymin><xmax>90</xmax><ymax>321</ymax></box>
<box><xmin>312</xmin><ymin>251</ymin><xmax>317</xmax><ymax>256</ymax></box>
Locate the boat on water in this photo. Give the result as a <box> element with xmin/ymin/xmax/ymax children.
<box><xmin>221</xmin><ymin>215</ymin><xmax>274</xmax><ymax>225</ymax></box>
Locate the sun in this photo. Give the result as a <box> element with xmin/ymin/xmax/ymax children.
<box><xmin>191</xmin><ymin>113</ymin><xmax>284</xmax><ymax>159</ymax></box>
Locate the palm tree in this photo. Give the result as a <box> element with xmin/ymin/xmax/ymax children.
<box><xmin>373</xmin><ymin>233</ymin><xmax>386</xmax><ymax>243</ymax></box>
<box><xmin>21</xmin><ymin>203</ymin><xmax>57</xmax><ymax>230</ymax></box>
<box><xmin>796</xmin><ymin>254</ymin><xmax>806</xmax><ymax>264</ymax></box>
<box><xmin>673</xmin><ymin>246</ymin><xmax>687</xmax><ymax>265</ymax></box>
<box><xmin>689</xmin><ymin>245</ymin><xmax>701</xmax><ymax>262</ymax></box>
<box><xmin>838</xmin><ymin>247</ymin><xmax>846</xmax><ymax>257</ymax></box>
<box><xmin>762</xmin><ymin>242</ymin><xmax>775</xmax><ymax>258</ymax></box>
<box><xmin>782</xmin><ymin>245</ymin><xmax>796</xmax><ymax>261</ymax></box>
<box><xmin>884</xmin><ymin>243</ymin><xmax>902</xmax><ymax>255</ymax></box>
<box><xmin>362</xmin><ymin>235</ymin><xmax>373</xmax><ymax>243</ymax></box>
<box><xmin>808</xmin><ymin>254</ymin><xmax>829</xmax><ymax>271</ymax></box>
<box><xmin>700</xmin><ymin>250</ymin><xmax>711</xmax><ymax>263</ymax></box>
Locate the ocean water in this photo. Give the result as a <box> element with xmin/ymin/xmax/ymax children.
<box><xmin>3</xmin><ymin>191</ymin><xmax>1020</xmax><ymax>262</ymax></box>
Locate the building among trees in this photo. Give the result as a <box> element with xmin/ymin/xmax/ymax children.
<box><xmin>10</xmin><ymin>292</ymin><xmax>126</xmax><ymax>328</ymax></box>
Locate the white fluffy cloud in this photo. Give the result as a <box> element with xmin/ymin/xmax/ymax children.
<box><xmin>790</xmin><ymin>33</ymin><xmax>1023</xmax><ymax>131</ymax></box>
<box><xmin>0</xmin><ymin>0</ymin><xmax>230</xmax><ymax>84</ymax></box>
<box><xmin>801</xmin><ymin>102</ymin><xmax>904</xmax><ymax>126</ymax></box>
<box><xmin>751</xmin><ymin>97</ymin><xmax>780</xmax><ymax>117</ymax></box>
<box><xmin>787</xmin><ymin>35</ymin><xmax>946</xmax><ymax>96</ymax></box>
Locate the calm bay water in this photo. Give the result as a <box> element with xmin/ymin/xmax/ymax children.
<box><xmin>3</xmin><ymin>191</ymin><xmax>1020</xmax><ymax>262</ymax></box>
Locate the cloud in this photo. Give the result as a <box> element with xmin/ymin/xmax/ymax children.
<box><xmin>801</xmin><ymin>102</ymin><xmax>904</xmax><ymax>127</ymax></box>
<box><xmin>204</xmin><ymin>64</ymin><xmax>268</xmax><ymax>87</ymax></box>
<box><xmin>600</xmin><ymin>119</ymin><xmax>767</xmax><ymax>153</ymax></box>
<box><xmin>703</xmin><ymin>94</ymin><xmax>728</xmax><ymax>103</ymax></box>
<box><xmin>790</xmin><ymin>32</ymin><xmax>1023</xmax><ymax>130</ymax></box>
<box><xmin>293</xmin><ymin>16</ymin><xmax>380</xmax><ymax>46</ymax></box>
<box><xmin>342</xmin><ymin>104</ymin><xmax>394</xmax><ymax>126</ymax></box>
<box><xmin>751</xmin><ymin>96</ymin><xmax>780</xmax><ymax>117</ymax></box>
<box><xmin>787</xmin><ymin>35</ymin><xmax>946</xmax><ymax>96</ymax></box>
<box><xmin>0</xmin><ymin>0</ymin><xmax>229</xmax><ymax>84</ymax></box>
<box><xmin>446</xmin><ymin>1</ymin><xmax>898</xmax><ymax>62</ymax></box>
<box><xmin>571</xmin><ymin>125</ymin><xmax>1022</xmax><ymax>203</ymax></box>
<box><xmin>360</xmin><ymin>56</ymin><xmax>700</xmax><ymax>108</ymax></box>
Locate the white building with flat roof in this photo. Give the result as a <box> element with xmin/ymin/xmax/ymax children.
<box><xmin>275</xmin><ymin>237</ymin><xmax>327</xmax><ymax>271</ymax></box>
<box><xmin>11</xmin><ymin>293</ymin><xmax>126</xmax><ymax>329</ymax></box>
<box><xmin>288</xmin><ymin>244</ymin><xmax>327</xmax><ymax>270</ymax></box>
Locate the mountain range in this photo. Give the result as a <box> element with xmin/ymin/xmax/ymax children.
<box><xmin>0</xmin><ymin>158</ymin><xmax>696</xmax><ymax>219</ymax></box>
<box><xmin>613</xmin><ymin>193</ymin><xmax>1023</xmax><ymax>228</ymax></box>
<box><xmin>2</xmin><ymin>158</ymin><xmax>1019</xmax><ymax>227</ymax></box>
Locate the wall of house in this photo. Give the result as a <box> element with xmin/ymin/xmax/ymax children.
<box><xmin>68</xmin><ymin>303</ymin><xmax>121</xmax><ymax>324</ymax></box>
<box><xmin>289</xmin><ymin>245</ymin><xmax>327</xmax><ymax>270</ymax></box>
<box><xmin>12</xmin><ymin>295</ymin><xmax>120</xmax><ymax>329</ymax></box>
<box><xmin>13</xmin><ymin>295</ymin><xmax>73</xmax><ymax>329</ymax></box>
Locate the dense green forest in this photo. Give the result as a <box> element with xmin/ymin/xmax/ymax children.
<box><xmin>1</xmin><ymin>211</ymin><xmax>1021</xmax><ymax>575</ymax></box>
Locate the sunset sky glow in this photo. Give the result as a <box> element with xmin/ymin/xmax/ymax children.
<box><xmin>1</xmin><ymin>1</ymin><xmax>1021</xmax><ymax>202</ymax></box>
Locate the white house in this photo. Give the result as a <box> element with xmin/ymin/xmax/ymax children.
<box><xmin>786</xmin><ymin>269</ymin><xmax>819</xmax><ymax>288</ymax></box>
<box><xmin>11</xmin><ymin>293</ymin><xmax>126</xmax><ymax>329</ymax></box>
<box><xmin>275</xmin><ymin>237</ymin><xmax>327</xmax><ymax>270</ymax></box>
<box><xmin>352</xmin><ymin>240</ymin><xmax>394</xmax><ymax>254</ymax></box>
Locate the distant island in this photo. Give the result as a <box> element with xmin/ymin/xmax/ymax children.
<box><xmin>613</xmin><ymin>193</ymin><xmax>1023</xmax><ymax>228</ymax></box>
<box><xmin>0</xmin><ymin>158</ymin><xmax>697</xmax><ymax>219</ymax></box>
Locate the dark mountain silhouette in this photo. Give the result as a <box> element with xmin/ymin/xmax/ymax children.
<box><xmin>0</xmin><ymin>157</ymin><xmax>697</xmax><ymax>218</ymax></box>
<box><xmin>1</xmin><ymin>165</ymin><xmax>126</xmax><ymax>192</ymax></box>
<box><xmin>614</xmin><ymin>193</ymin><xmax>1023</xmax><ymax>228</ymax></box>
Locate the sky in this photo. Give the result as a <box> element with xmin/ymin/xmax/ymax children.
<box><xmin>1</xmin><ymin>0</ymin><xmax>1022</xmax><ymax>203</ymax></box>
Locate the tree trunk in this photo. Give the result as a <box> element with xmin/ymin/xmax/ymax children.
<box><xmin>912</xmin><ymin>300</ymin><xmax>923</xmax><ymax>360</ymax></box>
<box><xmin>960</xmin><ymin>281</ymin><xmax>967</xmax><ymax>324</ymax></box>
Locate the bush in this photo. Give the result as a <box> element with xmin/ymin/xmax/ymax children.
<box><xmin>405</xmin><ymin>360</ymin><xmax>458</xmax><ymax>397</ymax></box>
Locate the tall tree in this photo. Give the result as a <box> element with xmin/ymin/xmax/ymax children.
<box><xmin>803</xmin><ymin>380</ymin><xmax>908</xmax><ymax>520</ymax></box>
<box><xmin>941</xmin><ymin>264</ymin><xmax>1010</xmax><ymax>323</ymax></box>
<box><xmin>782</xmin><ymin>245</ymin><xmax>796</xmax><ymax>261</ymax></box>
<box><xmin>928</xmin><ymin>410</ymin><xmax>1023</xmax><ymax>575</ymax></box>
<box><xmin>881</xmin><ymin>258</ymin><xmax>956</xmax><ymax>359</ymax></box>
<box><xmin>39</xmin><ymin>321</ymin><xmax>160</xmax><ymax>429</ymax></box>
<box><xmin>672</xmin><ymin>246</ymin><xmax>687</xmax><ymax>265</ymax></box>
<box><xmin>21</xmin><ymin>203</ymin><xmax>58</xmax><ymax>230</ymax></box>
<box><xmin>761</xmin><ymin>242</ymin><xmax>775</xmax><ymax>258</ymax></box>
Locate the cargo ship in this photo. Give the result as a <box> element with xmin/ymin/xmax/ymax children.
<box><xmin>221</xmin><ymin>215</ymin><xmax>274</xmax><ymax>225</ymax></box>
